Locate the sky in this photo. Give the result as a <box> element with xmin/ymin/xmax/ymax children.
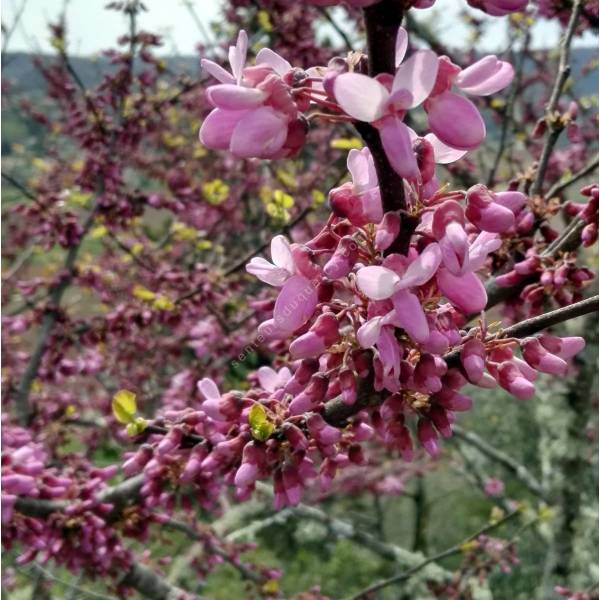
<box><xmin>1</xmin><ymin>0</ymin><xmax>598</xmax><ymax>57</ymax></box>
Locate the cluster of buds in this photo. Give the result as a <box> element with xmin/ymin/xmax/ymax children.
<box><xmin>564</xmin><ymin>184</ymin><xmax>599</xmax><ymax>247</ymax></box>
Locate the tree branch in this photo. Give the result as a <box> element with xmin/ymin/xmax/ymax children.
<box><xmin>344</xmin><ymin>509</ymin><xmax>522</xmax><ymax>600</ymax></box>
<box><xmin>452</xmin><ymin>426</ymin><xmax>547</xmax><ymax>500</ymax></box>
<box><xmin>530</xmin><ymin>0</ymin><xmax>583</xmax><ymax>197</ymax></box>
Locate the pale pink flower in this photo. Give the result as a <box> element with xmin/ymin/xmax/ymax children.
<box><xmin>257</xmin><ymin>366</ymin><xmax>293</xmax><ymax>392</ymax></box>
<box><xmin>333</xmin><ymin>28</ymin><xmax>439</xmax><ymax>179</ymax></box>
<box><xmin>425</xmin><ymin>55</ymin><xmax>514</xmax><ymax>150</ymax></box>
<box><xmin>246</xmin><ymin>235</ymin><xmax>296</xmax><ymax>286</ymax></box>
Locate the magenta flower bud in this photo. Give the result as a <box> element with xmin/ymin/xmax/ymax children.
<box><xmin>375</xmin><ymin>212</ymin><xmax>401</xmax><ymax>252</ymax></box>
<box><xmin>282</xmin><ymin>464</ymin><xmax>302</xmax><ymax>505</ymax></box>
<box><xmin>429</xmin><ymin>405</ymin><xmax>452</xmax><ymax>438</ymax></box>
<box><xmin>352</xmin><ymin>350</ymin><xmax>371</xmax><ymax>377</ymax></box>
<box><xmin>413</xmin><ymin>136</ymin><xmax>436</xmax><ymax>183</ymax></box>
<box><xmin>348</xmin><ymin>444</ymin><xmax>366</xmax><ymax>465</ymax></box>
<box><xmin>284</xmin><ymin>358</ymin><xmax>319</xmax><ymax>394</ymax></box>
<box><xmin>582</xmin><ymin>222</ymin><xmax>598</xmax><ymax>247</ymax></box>
<box><xmin>531</xmin><ymin>118</ymin><xmax>547</xmax><ymax>139</ymax></box>
<box><xmin>495</xmin><ymin>270</ymin><xmax>522</xmax><ymax>287</ymax></box>
<box><xmin>156</xmin><ymin>427</ymin><xmax>183</xmax><ymax>455</ymax></box>
<box><xmin>484</xmin><ymin>477</ymin><xmax>505</xmax><ymax>497</ymax></box>
<box><xmin>288</xmin><ymin>373</ymin><xmax>328</xmax><ymax>415</ymax></box>
<box><xmin>516</xmin><ymin>210</ymin><xmax>535</xmax><ymax>234</ymax></box>
<box><xmin>514</xmin><ymin>256</ymin><xmax>540</xmax><ymax>275</ymax></box>
<box><xmin>466</xmin><ymin>184</ymin><xmax>515</xmax><ymax>233</ymax></box>
<box><xmin>339</xmin><ymin>369</ymin><xmax>357</xmax><ymax>405</ymax></box>
<box><xmin>180</xmin><ymin>445</ymin><xmax>209</xmax><ymax>483</ymax></box>
<box><xmin>417</xmin><ymin>419</ymin><xmax>440</xmax><ymax>457</ymax></box>
<box><xmin>307</xmin><ymin>414</ymin><xmax>341</xmax><ymax>446</ymax></box>
<box><xmin>323</xmin><ymin>236</ymin><xmax>358</xmax><ymax>279</ymax></box>
<box><xmin>497</xmin><ymin>362</ymin><xmax>535</xmax><ymax>400</ymax></box>
<box><xmin>283</xmin><ymin>423</ymin><xmax>309</xmax><ymax>451</ymax></box>
<box><xmin>1</xmin><ymin>474</ymin><xmax>36</xmax><ymax>495</ymax></box>
<box><xmin>435</xmin><ymin>390</ymin><xmax>473</xmax><ymax>412</ymax></box>
<box><xmin>538</xmin><ymin>334</ymin><xmax>585</xmax><ymax>359</ymax></box>
<box><xmin>234</xmin><ymin>442</ymin><xmax>263</xmax><ymax>488</ymax></box>
<box><xmin>460</xmin><ymin>338</ymin><xmax>486</xmax><ymax>383</ymax></box>
<box><xmin>521</xmin><ymin>337</ymin><xmax>568</xmax><ymax>376</ymax></box>
<box><xmin>466</xmin><ymin>0</ymin><xmax>527</xmax><ymax>16</ymax></box>
<box><xmin>352</xmin><ymin>422</ymin><xmax>374</xmax><ymax>442</ymax></box>
<box><xmin>289</xmin><ymin>313</ymin><xmax>340</xmax><ymax>359</ymax></box>
<box><xmin>414</xmin><ymin>354</ymin><xmax>444</xmax><ymax>393</ymax></box>
<box><xmin>291</xmin><ymin>244</ymin><xmax>321</xmax><ymax>281</ymax></box>
<box><xmin>202</xmin><ymin>391</ymin><xmax>244</xmax><ymax>422</ymax></box>
<box><xmin>123</xmin><ymin>444</ymin><xmax>154</xmax><ymax>477</ymax></box>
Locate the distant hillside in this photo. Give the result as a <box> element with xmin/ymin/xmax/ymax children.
<box><xmin>1</xmin><ymin>47</ymin><xmax>597</xmax><ymax>97</ymax></box>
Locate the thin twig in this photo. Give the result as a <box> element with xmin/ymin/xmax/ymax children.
<box><xmin>530</xmin><ymin>0</ymin><xmax>583</xmax><ymax>197</ymax></box>
<box><xmin>345</xmin><ymin>509</ymin><xmax>522</xmax><ymax>600</ymax></box>
<box><xmin>544</xmin><ymin>153</ymin><xmax>599</xmax><ymax>200</ymax></box>
<box><xmin>453</xmin><ymin>426</ymin><xmax>547</xmax><ymax>500</ymax></box>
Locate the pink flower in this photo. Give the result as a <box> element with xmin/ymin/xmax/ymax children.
<box><xmin>328</xmin><ymin>147</ymin><xmax>383</xmax><ymax>226</ymax></box>
<box><xmin>484</xmin><ymin>477</ymin><xmax>505</xmax><ymax>497</ymax></box>
<box><xmin>333</xmin><ymin>28</ymin><xmax>439</xmax><ymax>179</ymax></box>
<box><xmin>200</xmin><ymin>30</ymin><xmax>305</xmax><ymax>159</ymax></box>
<box><xmin>425</xmin><ymin>55</ymin><xmax>514</xmax><ymax>150</ymax></box>
<box><xmin>257</xmin><ymin>366</ymin><xmax>292</xmax><ymax>392</ymax></box>
<box><xmin>466</xmin><ymin>184</ymin><xmax>527</xmax><ymax>233</ymax></box>
<box><xmin>467</xmin><ymin>0</ymin><xmax>528</xmax><ymax>16</ymax></box>
<box><xmin>246</xmin><ymin>235</ymin><xmax>296</xmax><ymax>286</ymax></box>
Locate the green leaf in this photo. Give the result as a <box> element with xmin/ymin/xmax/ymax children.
<box><xmin>112</xmin><ymin>389</ymin><xmax>137</xmax><ymax>424</ymax></box>
<box><xmin>248</xmin><ymin>403</ymin><xmax>274</xmax><ymax>442</ymax></box>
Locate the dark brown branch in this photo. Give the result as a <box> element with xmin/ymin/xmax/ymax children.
<box><xmin>544</xmin><ymin>153</ymin><xmax>599</xmax><ymax>201</ymax></box>
<box><xmin>325</xmin><ymin>296</ymin><xmax>599</xmax><ymax>426</ymax></box>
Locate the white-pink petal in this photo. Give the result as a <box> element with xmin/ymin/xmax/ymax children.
<box><xmin>356</xmin><ymin>266</ymin><xmax>401</xmax><ymax>300</ymax></box>
<box><xmin>395</xmin><ymin>27</ymin><xmax>409</xmax><ymax>67</ymax></box>
<box><xmin>424</xmin><ymin>133</ymin><xmax>468</xmax><ymax>164</ymax></box>
<box><xmin>357</xmin><ymin>317</ymin><xmax>384</xmax><ymax>348</ymax></box>
<box><xmin>229</xmin><ymin>107</ymin><xmax>288</xmax><ymax>158</ymax></box>
<box><xmin>378</xmin><ymin>116</ymin><xmax>419</xmax><ymax>180</ymax></box>
<box><xmin>229</xmin><ymin>30</ymin><xmax>248</xmax><ymax>84</ymax></box>
<box><xmin>392</xmin><ymin>49</ymin><xmax>439</xmax><ymax>108</ymax></box>
<box><xmin>455</xmin><ymin>55</ymin><xmax>514</xmax><ymax>96</ymax></box>
<box><xmin>347</xmin><ymin>147</ymin><xmax>377</xmax><ymax>193</ymax></box>
<box><xmin>197</xmin><ymin>377</ymin><xmax>220</xmax><ymax>402</ymax></box>
<box><xmin>334</xmin><ymin>72</ymin><xmax>388</xmax><ymax>122</ymax></box>
<box><xmin>270</xmin><ymin>235</ymin><xmax>295</xmax><ymax>273</ymax></box>
<box><xmin>207</xmin><ymin>84</ymin><xmax>267</xmax><ymax>110</ymax></box>
<box><xmin>201</xmin><ymin>59</ymin><xmax>235</xmax><ymax>84</ymax></box>
<box><xmin>256</xmin><ymin>48</ymin><xmax>292</xmax><ymax>75</ymax></box>
<box><xmin>199</xmin><ymin>109</ymin><xmax>247</xmax><ymax>150</ymax></box>
<box><xmin>397</xmin><ymin>242</ymin><xmax>442</xmax><ymax>289</ymax></box>
<box><xmin>245</xmin><ymin>257</ymin><xmax>290</xmax><ymax>287</ymax></box>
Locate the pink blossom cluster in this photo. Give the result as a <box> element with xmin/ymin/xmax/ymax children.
<box><xmin>200</xmin><ymin>27</ymin><xmax>514</xmax><ymax>176</ymax></box>
<box><xmin>305</xmin><ymin>0</ymin><xmax>529</xmax><ymax>16</ymax></box>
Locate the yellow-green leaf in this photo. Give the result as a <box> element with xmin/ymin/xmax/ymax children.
<box><xmin>248</xmin><ymin>403</ymin><xmax>274</xmax><ymax>442</ymax></box>
<box><xmin>126</xmin><ymin>416</ymin><xmax>148</xmax><ymax>436</ymax></box>
<box><xmin>112</xmin><ymin>389</ymin><xmax>137</xmax><ymax>424</ymax></box>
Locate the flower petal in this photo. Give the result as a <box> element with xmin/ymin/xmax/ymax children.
<box><xmin>230</xmin><ymin>107</ymin><xmax>288</xmax><ymax>158</ymax></box>
<box><xmin>273</xmin><ymin>275</ymin><xmax>318</xmax><ymax>334</ymax></box>
<box><xmin>426</xmin><ymin>91</ymin><xmax>486</xmax><ymax>150</ymax></box>
<box><xmin>425</xmin><ymin>133</ymin><xmax>468</xmax><ymax>164</ymax></box>
<box><xmin>246</xmin><ymin>257</ymin><xmax>290</xmax><ymax>286</ymax></box>
<box><xmin>395</xmin><ymin>27</ymin><xmax>409</xmax><ymax>67</ymax></box>
<box><xmin>198</xmin><ymin>378</ymin><xmax>220</xmax><ymax>401</ymax></box>
<box><xmin>207</xmin><ymin>84</ymin><xmax>268</xmax><ymax>110</ymax></box>
<box><xmin>392</xmin><ymin>49</ymin><xmax>438</xmax><ymax>108</ymax></box>
<box><xmin>334</xmin><ymin>73</ymin><xmax>388</xmax><ymax>122</ymax></box>
<box><xmin>201</xmin><ymin>59</ymin><xmax>235</xmax><ymax>84</ymax></box>
<box><xmin>271</xmin><ymin>235</ymin><xmax>295</xmax><ymax>273</ymax></box>
<box><xmin>230</xmin><ymin>30</ymin><xmax>248</xmax><ymax>84</ymax></box>
<box><xmin>199</xmin><ymin>108</ymin><xmax>247</xmax><ymax>150</ymax></box>
<box><xmin>257</xmin><ymin>366</ymin><xmax>279</xmax><ymax>392</ymax></box>
<box><xmin>397</xmin><ymin>242</ymin><xmax>442</xmax><ymax>288</ymax></box>
<box><xmin>356</xmin><ymin>266</ymin><xmax>401</xmax><ymax>300</ymax></box>
<box><xmin>455</xmin><ymin>55</ymin><xmax>514</xmax><ymax>96</ymax></box>
<box><xmin>392</xmin><ymin>289</ymin><xmax>429</xmax><ymax>343</ymax></box>
<box><xmin>357</xmin><ymin>317</ymin><xmax>384</xmax><ymax>348</ymax></box>
<box><xmin>256</xmin><ymin>48</ymin><xmax>292</xmax><ymax>75</ymax></box>
<box><xmin>347</xmin><ymin>147</ymin><xmax>378</xmax><ymax>193</ymax></box>
<box><xmin>437</xmin><ymin>268</ymin><xmax>487</xmax><ymax>314</ymax></box>
<box><xmin>378</xmin><ymin>116</ymin><xmax>420</xmax><ymax>180</ymax></box>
